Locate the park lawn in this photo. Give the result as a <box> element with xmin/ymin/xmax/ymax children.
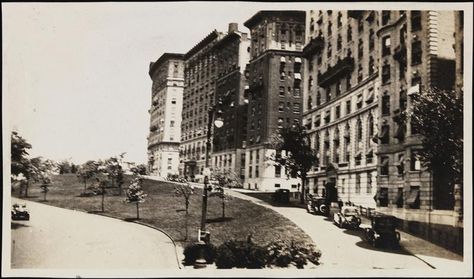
<box><xmin>12</xmin><ymin>174</ymin><xmax>314</xmax><ymax>248</ymax></box>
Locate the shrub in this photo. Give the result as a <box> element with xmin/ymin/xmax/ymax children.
<box><xmin>266</xmin><ymin>240</ymin><xmax>321</xmax><ymax>268</ymax></box>
<box><xmin>215</xmin><ymin>236</ymin><xmax>266</xmax><ymax>269</ymax></box>
<box><xmin>183</xmin><ymin>243</ymin><xmax>216</xmax><ymax>266</ymax></box>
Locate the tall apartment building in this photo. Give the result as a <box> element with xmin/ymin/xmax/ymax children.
<box><xmin>374</xmin><ymin>10</ymin><xmax>461</xmax><ymax>252</ymax></box>
<box><xmin>147</xmin><ymin>53</ymin><xmax>185</xmax><ymax>177</ymax></box>
<box><xmin>303</xmin><ymin>10</ymin><xmax>380</xmax><ymax>208</ymax></box>
<box><xmin>243</xmin><ymin>11</ymin><xmax>306</xmax><ymax>191</ymax></box>
<box><xmin>180</xmin><ymin>30</ymin><xmax>225</xmax><ymax>181</ymax></box>
<box><xmin>210</xmin><ymin>23</ymin><xmax>251</xmax><ymax>181</ymax></box>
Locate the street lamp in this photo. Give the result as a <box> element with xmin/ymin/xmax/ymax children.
<box><xmin>194</xmin><ymin>99</ymin><xmax>224</xmax><ymax>269</ymax></box>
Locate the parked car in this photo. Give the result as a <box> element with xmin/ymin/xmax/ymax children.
<box><xmin>334</xmin><ymin>205</ymin><xmax>361</xmax><ymax>229</ymax></box>
<box><xmin>272</xmin><ymin>189</ymin><xmax>290</xmax><ymax>204</ymax></box>
<box><xmin>11</xmin><ymin>203</ymin><xmax>30</xmax><ymax>221</ymax></box>
<box><xmin>306</xmin><ymin>196</ymin><xmax>328</xmax><ymax>215</ymax></box>
<box><xmin>364</xmin><ymin>213</ymin><xmax>400</xmax><ymax>248</ymax></box>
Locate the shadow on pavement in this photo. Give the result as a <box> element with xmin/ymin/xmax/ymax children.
<box><xmin>11</xmin><ymin>222</ymin><xmax>30</xmax><ymax>230</ymax></box>
<box><xmin>206</xmin><ymin>217</ymin><xmax>233</xmax><ymax>223</ymax></box>
<box><xmin>341</xmin><ymin>229</ymin><xmax>411</xmax><ymax>255</ymax></box>
<box><xmin>88</xmin><ymin>210</ymin><xmax>105</xmax><ymax>214</ymax></box>
<box><xmin>123</xmin><ymin>217</ymin><xmax>140</xmax><ymax>222</ymax></box>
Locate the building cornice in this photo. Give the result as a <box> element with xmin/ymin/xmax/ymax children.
<box><xmin>149</xmin><ymin>53</ymin><xmax>184</xmax><ymax>78</ymax></box>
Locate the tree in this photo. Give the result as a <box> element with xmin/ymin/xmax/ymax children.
<box><xmin>125</xmin><ymin>176</ymin><xmax>147</xmax><ymax>219</ymax></box>
<box><xmin>89</xmin><ymin>175</ymin><xmax>108</xmax><ymax>212</ymax></box>
<box><xmin>11</xmin><ymin>131</ymin><xmax>32</xmax><ymax>180</ymax></box>
<box><xmin>175</xmin><ymin>183</ymin><xmax>194</xmax><ymax>240</ymax></box>
<box><xmin>104</xmin><ymin>154</ymin><xmax>125</xmax><ymax>195</ymax></box>
<box><xmin>210</xmin><ymin>169</ymin><xmax>239</xmax><ymax>219</ymax></box>
<box><xmin>70</xmin><ymin>163</ymin><xmax>78</xmax><ymax>174</ymax></box>
<box><xmin>57</xmin><ymin>160</ymin><xmax>72</xmax><ymax>174</ymax></box>
<box><xmin>77</xmin><ymin>160</ymin><xmax>99</xmax><ymax>193</ymax></box>
<box><xmin>268</xmin><ymin>123</ymin><xmax>319</xmax><ymax>204</ymax></box>
<box><xmin>131</xmin><ymin>164</ymin><xmax>148</xmax><ymax>175</ymax></box>
<box><xmin>410</xmin><ymin>87</ymin><xmax>463</xmax><ymax>210</ymax></box>
<box><xmin>26</xmin><ymin>157</ymin><xmax>56</xmax><ymax>200</ymax></box>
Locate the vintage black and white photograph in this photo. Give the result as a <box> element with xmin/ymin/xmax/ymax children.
<box><xmin>2</xmin><ymin>1</ymin><xmax>472</xmax><ymax>277</ymax></box>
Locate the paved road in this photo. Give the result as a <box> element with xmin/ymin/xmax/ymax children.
<box><xmin>10</xmin><ymin>198</ymin><xmax>179</xmax><ymax>270</ymax></box>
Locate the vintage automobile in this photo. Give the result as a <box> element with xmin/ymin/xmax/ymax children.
<box><xmin>306</xmin><ymin>196</ymin><xmax>328</xmax><ymax>215</ymax></box>
<box><xmin>334</xmin><ymin>205</ymin><xmax>361</xmax><ymax>229</ymax></box>
<box><xmin>364</xmin><ymin>213</ymin><xmax>401</xmax><ymax>248</ymax></box>
<box><xmin>11</xmin><ymin>203</ymin><xmax>30</xmax><ymax>221</ymax></box>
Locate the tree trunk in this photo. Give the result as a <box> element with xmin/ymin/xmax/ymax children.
<box><xmin>136</xmin><ymin>202</ymin><xmax>140</xmax><ymax>220</ymax></box>
<box><xmin>185</xmin><ymin>201</ymin><xmax>189</xmax><ymax>240</ymax></box>
<box><xmin>300</xmin><ymin>175</ymin><xmax>306</xmax><ymax>204</ymax></box>
<box><xmin>101</xmin><ymin>190</ymin><xmax>105</xmax><ymax>212</ymax></box>
<box><xmin>25</xmin><ymin>181</ymin><xmax>29</xmax><ymax>198</ymax></box>
<box><xmin>222</xmin><ymin>197</ymin><xmax>225</xmax><ymax>219</ymax></box>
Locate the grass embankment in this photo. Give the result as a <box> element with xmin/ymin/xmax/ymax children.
<box><xmin>12</xmin><ymin>174</ymin><xmax>314</xmax><ymax>248</ymax></box>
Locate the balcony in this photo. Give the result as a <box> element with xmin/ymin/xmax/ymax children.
<box><xmin>302</xmin><ymin>35</ymin><xmax>325</xmax><ymax>59</ymax></box>
<box><xmin>393</xmin><ymin>44</ymin><xmax>407</xmax><ymax>64</ymax></box>
<box><xmin>347</xmin><ymin>10</ymin><xmax>363</xmax><ymax>19</ymax></box>
<box><xmin>318</xmin><ymin>56</ymin><xmax>355</xmax><ymax>87</ymax></box>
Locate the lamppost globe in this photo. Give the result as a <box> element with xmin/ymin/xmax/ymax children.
<box><xmin>214</xmin><ymin>118</ymin><xmax>224</xmax><ymax>128</ymax></box>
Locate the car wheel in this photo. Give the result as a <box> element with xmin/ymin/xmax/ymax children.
<box><xmin>319</xmin><ymin>204</ymin><xmax>328</xmax><ymax>215</ymax></box>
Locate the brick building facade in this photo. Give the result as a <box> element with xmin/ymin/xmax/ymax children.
<box><xmin>243</xmin><ymin>11</ymin><xmax>306</xmax><ymax>191</ymax></box>
<box><xmin>303</xmin><ymin>10</ymin><xmax>380</xmax><ymax>208</ymax></box>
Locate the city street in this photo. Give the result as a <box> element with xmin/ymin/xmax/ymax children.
<box><xmin>10</xmin><ymin>198</ymin><xmax>179</xmax><ymax>270</ymax></box>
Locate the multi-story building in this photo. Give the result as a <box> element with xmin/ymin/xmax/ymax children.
<box><xmin>303</xmin><ymin>10</ymin><xmax>380</xmax><ymax>208</ymax></box>
<box><xmin>374</xmin><ymin>10</ymin><xmax>461</xmax><ymax>253</ymax></box>
<box><xmin>210</xmin><ymin>23</ymin><xmax>251</xmax><ymax>182</ymax></box>
<box><xmin>243</xmin><ymin>11</ymin><xmax>306</xmax><ymax>191</ymax></box>
<box><xmin>147</xmin><ymin>53</ymin><xmax>185</xmax><ymax>178</ymax></box>
<box><xmin>180</xmin><ymin>30</ymin><xmax>225</xmax><ymax>181</ymax></box>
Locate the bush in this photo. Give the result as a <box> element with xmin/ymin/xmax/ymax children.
<box><xmin>215</xmin><ymin>236</ymin><xmax>266</xmax><ymax>269</ymax></box>
<box><xmin>266</xmin><ymin>240</ymin><xmax>321</xmax><ymax>268</ymax></box>
<box><xmin>183</xmin><ymin>243</ymin><xmax>216</xmax><ymax>266</ymax></box>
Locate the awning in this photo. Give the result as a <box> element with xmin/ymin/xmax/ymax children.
<box><xmin>280</xmin><ymin>57</ymin><xmax>286</xmax><ymax>63</ymax></box>
<box><xmin>408</xmin><ymin>84</ymin><xmax>420</xmax><ymax>95</ymax></box>
<box><xmin>365</xmin><ymin>91</ymin><xmax>374</xmax><ymax>103</ymax></box>
<box><xmin>294</xmin><ymin>73</ymin><xmax>302</xmax><ymax>80</ymax></box>
<box><xmin>294</xmin><ymin>57</ymin><xmax>302</xmax><ymax>64</ymax></box>
<box><xmin>407</xmin><ymin>188</ymin><xmax>420</xmax><ymax>205</ymax></box>
<box><xmin>354</xmin><ymin>151</ymin><xmax>362</xmax><ymax>159</ymax></box>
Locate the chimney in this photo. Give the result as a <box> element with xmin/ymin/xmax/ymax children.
<box><xmin>228</xmin><ymin>22</ymin><xmax>238</xmax><ymax>33</ymax></box>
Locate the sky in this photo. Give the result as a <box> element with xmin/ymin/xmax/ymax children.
<box><xmin>2</xmin><ymin>2</ymin><xmax>468</xmax><ymax>165</ymax></box>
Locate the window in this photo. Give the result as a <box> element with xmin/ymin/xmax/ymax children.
<box><xmin>399</xmin><ymin>89</ymin><xmax>407</xmax><ymax>111</ymax></box>
<box><xmin>316</xmin><ymin>91</ymin><xmax>321</xmax><ymax>106</ymax></box>
<box><xmin>355</xmin><ymin>173</ymin><xmax>361</xmax><ymax>193</ymax></box>
<box><xmin>382</xmin><ymin>64</ymin><xmax>391</xmax><ymax>84</ymax></box>
<box><xmin>358</xmin><ymin>64</ymin><xmax>363</xmax><ymax>82</ymax></box>
<box><xmin>411</xmin><ymin>11</ymin><xmax>422</xmax><ymax>31</ymax></box>
<box><xmin>380</xmin><ymin>125</ymin><xmax>390</xmax><ymax>144</ymax></box>
<box><xmin>411</xmin><ymin>40</ymin><xmax>422</xmax><ymax>65</ymax></box>
<box><xmin>377</xmin><ymin>187</ymin><xmax>389</xmax><ymax>207</ymax></box>
<box><xmin>249</xmin><ymin>166</ymin><xmax>252</xmax><ymax>178</ymax></box>
<box><xmin>356</xmin><ymin>94</ymin><xmax>363</xmax><ymax>109</ymax></box>
<box><xmin>369</xmin><ymin>29</ymin><xmax>375</xmax><ymax>51</ymax></box>
<box><xmin>278</xmin><ymin>118</ymin><xmax>284</xmax><ymax>128</ymax></box>
<box><xmin>382</xmin><ymin>11</ymin><xmax>391</xmax><ymax>25</ymax></box>
<box><xmin>337</xmin><ymin>35</ymin><xmax>342</xmax><ymax>50</ymax></box>
<box><xmin>278</xmin><ymin>102</ymin><xmax>285</xmax><ymax>112</ymax></box>
<box><xmin>407</xmin><ymin>186</ymin><xmax>420</xmax><ymax>209</ymax></box>
<box><xmin>335</xmin><ymin>105</ymin><xmax>341</xmax><ymax>119</ymax></box>
<box><xmin>347</xmin><ymin>25</ymin><xmax>352</xmax><ymax>42</ymax></box>
<box><xmin>396</xmin><ymin>187</ymin><xmax>404</xmax><ymax>208</ymax></box>
<box><xmin>294</xmin><ymin>87</ymin><xmax>301</xmax><ymax>97</ymax></box>
<box><xmin>279</xmin><ymin>86</ymin><xmax>285</xmax><ymax>96</ymax></box>
<box><xmin>328</xmin><ymin>21</ymin><xmax>332</xmax><ymax>36</ymax></box>
<box><xmin>168</xmin><ymin>158</ymin><xmax>172</xmax><ymax>164</ymax></box>
<box><xmin>358</xmin><ymin>39</ymin><xmax>364</xmax><ymax>58</ymax></box>
<box><xmin>357</xmin><ymin>119</ymin><xmax>363</xmax><ymax>142</ymax></box>
<box><xmin>358</xmin><ymin>19</ymin><xmax>364</xmax><ymax>33</ymax></box>
<box><xmin>410</xmin><ymin>151</ymin><xmax>421</xmax><ymax>171</ymax></box>
<box><xmin>275</xmin><ymin>183</ymin><xmax>281</xmax><ymax>188</ymax></box>
<box><xmin>368</xmin><ymin>56</ymin><xmax>375</xmax><ymax>75</ymax></box>
<box><xmin>380</xmin><ymin>156</ymin><xmax>389</xmax><ymax>175</ymax></box>
<box><xmin>255</xmin><ymin>166</ymin><xmax>259</xmax><ymax>178</ymax></box>
<box><xmin>346</xmin><ymin>100</ymin><xmax>351</xmax><ymax>114</ymax></box>
<box><xmin>293</xmin><ymin>103</ymin><xmax>301</xmax><ymax>113</ymax></box>
<box><xmin>326</xmin><ymin>86</ymin><xmax>332</xmax><ymax>102</ymax></box>
<box><xmin>280</xmin><ymin>71</ymin><xmax>286</xmax><ymax>81</ymax></box>
<box><xmin>275</xmin><ymin>165</ymin><xmax>281</xmax><ymax>177</ymax></box>
<box><xmin>324</xmin><ymin>110</ymin><xmax>331</xmax><ymax>124</ymax></box>
<box><xmin>396</xmin><ymin>153</ymin><xmax>405</xmax><ymax>175</ymax></box>
<box><xmin>171</xmin><ymin>98</ymin><xmax>177</xmax><ymax>104</ymax></box>
<box><xmin>336</xmin><ymin>82</ymin><xmax>342</xmax><ymax>96</ymax></box>
<box><xmin>337</xmin><ymin>12</ymin><xmax>343</xmax><ymax>27</ymax></box>
<box><xmin>382</xmin><ymin>95</ymin><xmax>390</xmax><ymax>115</ymax></box>
<box><xmin>170</xmin><ymin>120</ymin><xmax>175</xmax><ymax>128</ymax></box>
<box><xmin>382</xmin><ymin>36</ymin><xmax>391</xmax><ymax>56</ymax></box>
<box><xmin>367</xmin><ymin>173</ymin><xmax>372</xmax><ymax>193</ymax></box>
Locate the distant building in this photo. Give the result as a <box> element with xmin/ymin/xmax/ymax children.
<box><xmin>147</xmin><ymin>53</ymin><xmax>185</xmax><ymax>178</ymax></box>
<box><xmin>243</xmin><ymin>11</ymin><xmax>306</xmax><ymax>191</ymax></box>
<box><xmin>180</xmin><ymin>30</ymin><xmax>226</xmax><ymax>182</ymax></box>
<box><xmin>210</xmin><ymin>23</ymin><xmax>251</xmax><ymax>183</ymax></box>
<box><xmin>303</xmin><ymin>10</ymin><xmax>380</xmax><ymax>208</ymax></box>
<box><xmin>374</xmin><ymin>10</ymin><xmax>461</xmax><ymax>253</ymax></box>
